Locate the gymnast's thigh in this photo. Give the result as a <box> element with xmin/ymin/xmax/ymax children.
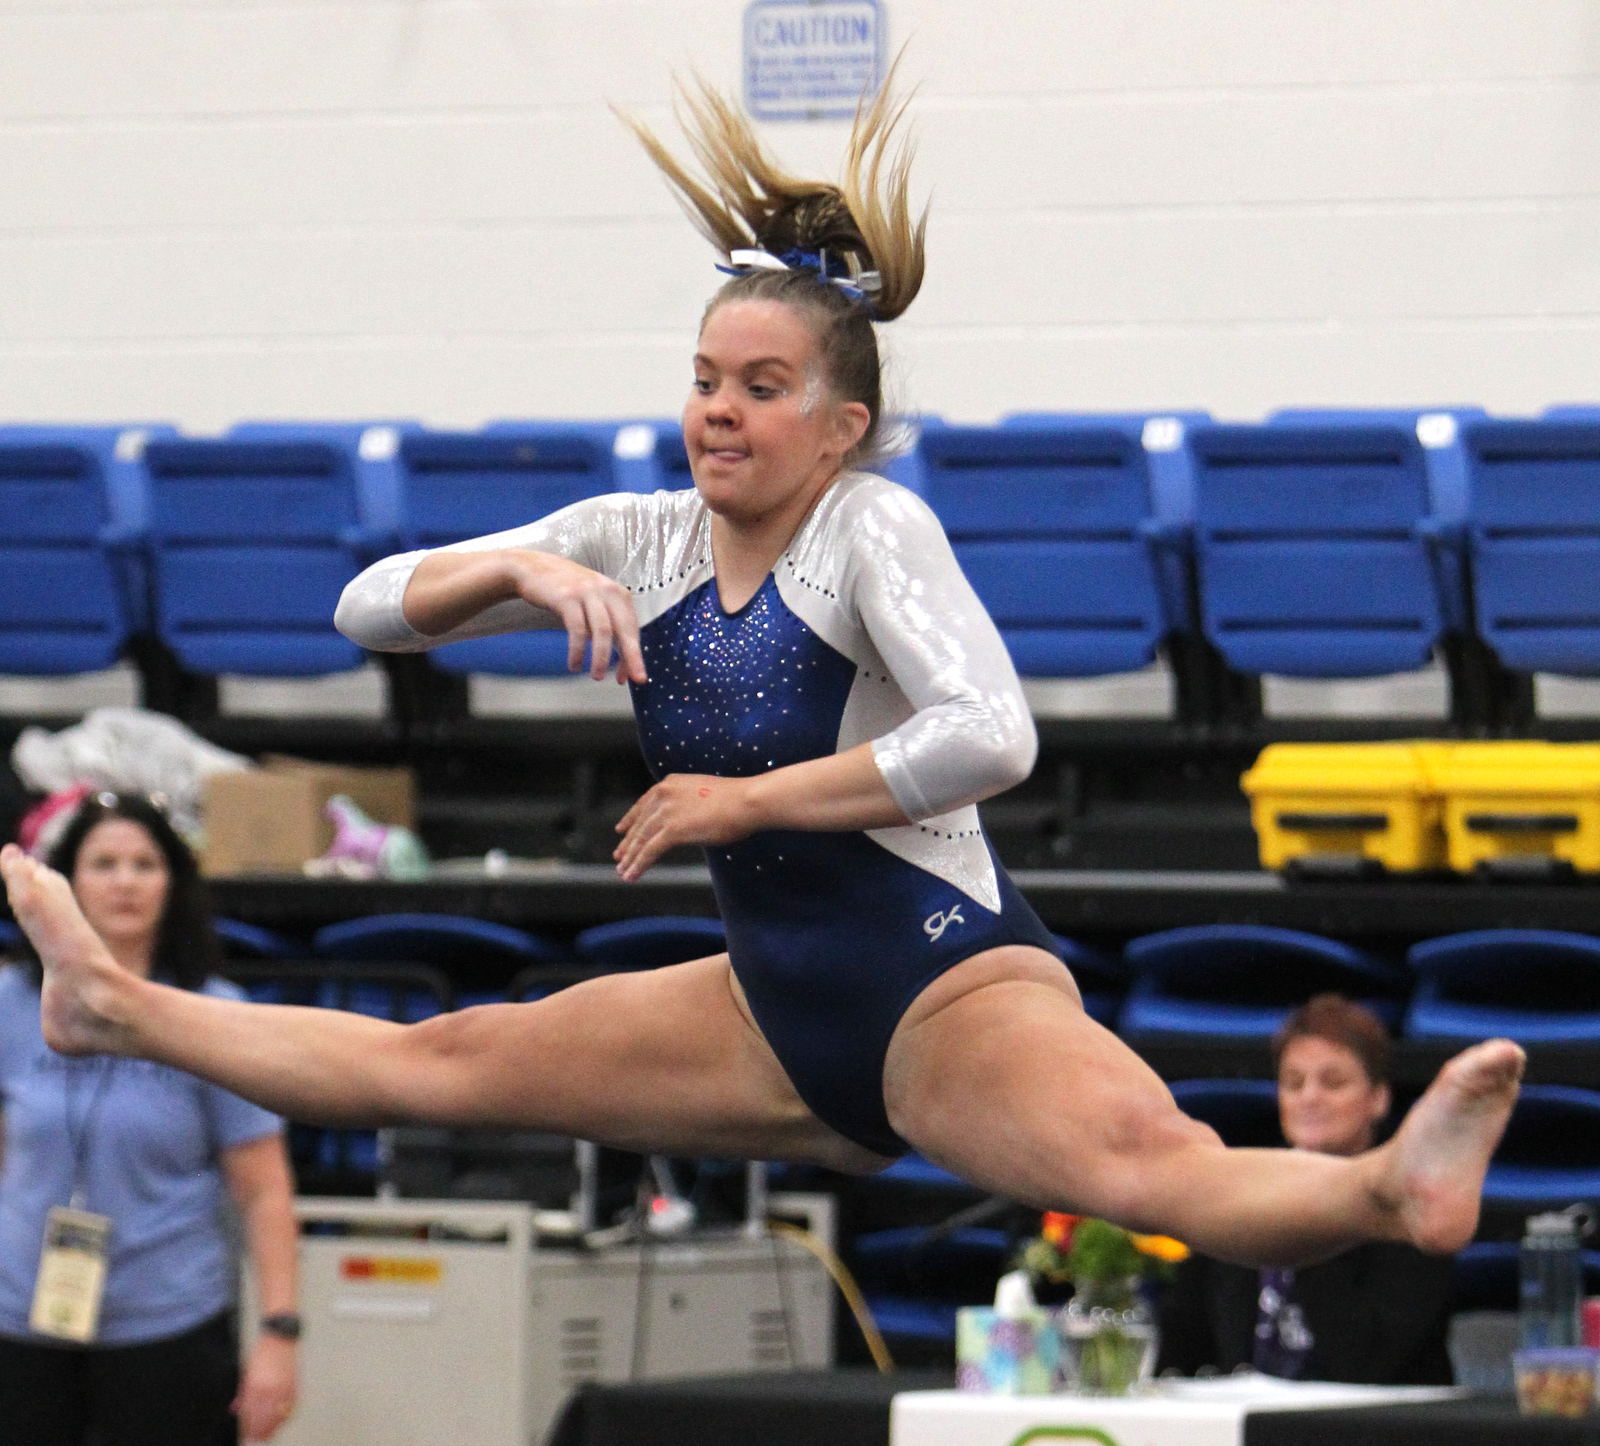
<box><xmin>413</xmin><ymin>954</ymin><xmax>883</xmax><ymax>1167</ymax></box>
<box><xmin>880</xmin><ymin>944</ymin><xmax>1201</xmax><ymax>1207</ymax></box>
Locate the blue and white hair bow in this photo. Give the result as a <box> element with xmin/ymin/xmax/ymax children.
<box><xmin>718</xmin><ymin>247</ymin><xmax>882</xmax><ymax>306</ymax></box>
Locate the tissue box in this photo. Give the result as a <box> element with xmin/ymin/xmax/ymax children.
<box><xmin>956</xmin><ymin>1307</ymin><xmax>1061</xmax><ymax>1395</ymax></box>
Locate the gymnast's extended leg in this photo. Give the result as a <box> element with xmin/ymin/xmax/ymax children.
<box><xmin>0</xmin><ymin>845</ymin><xmax>882</xmax><ymax>1172</ymax></box>
<box><xmin>883</xmin><ymin>946</ymin><xmax>1522</xmax><ymax>1266</ymax></box>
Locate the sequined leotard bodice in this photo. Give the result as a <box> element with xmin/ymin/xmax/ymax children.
<box><xmin>336</xmin><ymin>473</ymin><xmax>1055</xmax><ymax>1155</ymax></box>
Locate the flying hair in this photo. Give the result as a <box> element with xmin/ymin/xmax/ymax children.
<box><xmin>615</xmin><ymin>52</ymin><xmax>927</xmax><ymax>322</ymax></box>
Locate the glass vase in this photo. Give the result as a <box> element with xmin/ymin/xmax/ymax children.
<box><xmin>1059</xmin><ymin>1278</ymin><xmax>1157</xmax><ymax>1395</ymax></box>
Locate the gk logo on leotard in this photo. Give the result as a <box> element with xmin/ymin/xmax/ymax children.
<box><xmin>923</xmin><ymin>906</ymin><xmax>965</xmax><ymax>942</ymax></box>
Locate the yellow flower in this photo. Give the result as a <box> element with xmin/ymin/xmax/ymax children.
<box><xmin>1130</xmin><ymin>1233</ymin><xmax>1190</xmax><ymax>1264</ymax></box>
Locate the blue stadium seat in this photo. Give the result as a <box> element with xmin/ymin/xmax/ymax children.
<box><xmin>1452</xmin><ymin>1241</ymin><xmax>1600</xmax><ymax>1313</ymax></box>
<box><xmin>865</xmin><ymin>1298</ymin><xmax>961</xmax><ymax>1343</ymax></box>
<box><xmin>1268</xmin><ymin>409</ymin><xmax>1482</xmax><ymax>520</ymax></box>
<box><xmin>228</xmin><ymin>974</ymin><xmax>320</xmax><ymax>1008</ymax></box>
<box><xmin>1004</xmin><ymin>412</ymin><xmax>1208</xmax><ymax>524</ymax></box>
<box><xmin>1267</xmin><ymin>409</ymin><xmax>1483</xmax><ymax>630</ymax></box>
<box><xmin>877</xmin><ymin>1155</ymin><xmax>971</xmax><ymax>1188</ymax></box>
<box><xmin>648</xmin><ymin>421</ymin><xmax>933</xmax><ymax>496</ymax></box>
<box><xmin>1483</xmin><ymin>1086</ymin><xmax>1600</xmax><ymax>1208</ymax></box>
<box><xmin>396</xmin><ymin>427</ymin><xmax>617</xmax><ymax>676</ymax></box>
<box><xmin>488</xmin><ymin>420</ymin><xmax>666</xmax><ymax>495</ymax></box>
<box><xmin>225</xmin><ymin>421</ymin><xmax>415</xmax><ymax>551</ymax></box>
<box><xmin>1053</xmin><ymin>934</ymin><xmax>1128</xmax><ymax>1029</ymax></box>
<box><xmin>142</xmin><ymin>429</ymin><xmax>399</xmax><ymax>676</ymax></box>
<box><xmin>456</xmin><ymin>988</ymin><xmax>509</xmax><ymax>1010</ymax></box>
<box><xmin>1120</xmin><ymin>925</ymin><xmax>1407</xmax><ymax>1039</ymax></box>
<box><xmin>1168</xmin><ymin>1078</ymin><xmax>1285</xmax><ymax>1148</ymax></box>
<box><xmin>854</xmin><ymin>1226</ymin><xmax>1011</xmax><ymax>1271</ymax></box>
<box><xmin>222</xmin><ymin>959</ymin><xmax>452</xmax><ymax>1185</ymax></box>
<box><xmin>212</xmin><ymin>918</ymin><xmax>301</xmax><ymax>961</ymax></box>
<box><xmin>1460</xmin><ymin>419</ymin><xmax>1600</xmax><ymax>675</ymax></box>
<box><xmin>1187</xmin><ymin>422</ymin><xmax>1456</xmax><ymax>678</ymax></box>
<box><xmin>917</xmin><ymin>423</ymin><xmax>1192</xmax><ymax>677</ymax></box>
<box><xmin>0</xmin><ymin>426</ymin><xmax>172</xmax><ymax>674</ymax></box>
<box><xmin>574</xmin><ymin>916</ymin><xmax>727</xmax><ymax>972</ymax></box>
<box><xmin>857</xmin><ymin>1226</ymin><xmax>1011</xmax><ymax>1346</ymax></box>
<box><xmin>309</xmin><ymin>982</ymin><xmax>441</xmax><ymax>1198</ymax></box>
<box><xmin>313</xmin><ymin>913</ymin><xmax>564</xmax><ymax>968</ymax></box>
<box><xmin>222</xmin><ymin>961</ymin><xmax>453</xmax><ymax>1013</ymax></box>
<box><xmin>1003</xmin><ymin>413</ymin><xmax>1206</xmax><ymax>648</ymax></box>
<box><xmin>1405</xmin><ymin>930</ymin><xmax>1600</xmax><ymax>1044</ymax></box>
<box><xmin>313</xmin><ymin>978</ymin><xmax>446</xmax><ymax>1025</ymax></box>
<box><xmin>646</xmin><ymin>427</ymin><xmax>697</xmax><ymax>492</ymax></box>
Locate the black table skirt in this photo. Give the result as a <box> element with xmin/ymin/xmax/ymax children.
<box><xmin>1246</xmin><ymin>1396</ymin><xmax>1600</xmax><ymax>1446</ymax></box>
<box><xmin>546</xmin><ymin>1369</ymin><xmax>951</xmax><ymax>1446</ymax></box>
<box><xmin>549</xmin><ymin>1375</ymin><xmax>1600</xmax><ymax>1446</ymax></box>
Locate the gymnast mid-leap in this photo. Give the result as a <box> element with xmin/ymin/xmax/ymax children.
<box><xmin>2</xmin><ymin>76</ymin><xmax>1521</xmax><ymax>1267</ymax></box>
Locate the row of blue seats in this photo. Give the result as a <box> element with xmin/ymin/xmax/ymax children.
<box><xmin>220</xmin><ymin>909</ymin><xmax>724</xmax><ymax>979</ymax></box>
<box><xmin>220</xmin><ymin>911</ymin><xmax>1600</xmax><ymax>1047</ymax></box>
<box><xmin>1101</xmin><ymin>923</ymin><xmax>1600</xmax><ymax>1045</ymax></box>
<box><xmin>6</xmin><ymin>405</ymin><xmax>1600</xmax><ymax>688</ymax></box>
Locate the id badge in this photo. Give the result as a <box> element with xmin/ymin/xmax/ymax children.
<box><xmin>30</xmin><ymin>1205</ymin><xmax>111</xmax><ymax>1342</ymax></box>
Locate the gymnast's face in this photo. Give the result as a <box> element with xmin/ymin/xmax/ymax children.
<box><xmin>70</xmin><ymin>818</ymin><xmax>170</xmax><ymax>970</ymax></box>
<box><xmin>1277</xmin><ymin>1034</ymin><xmax>1390</xmax><ymax>1158</ymax></box>
<box><xmin>686</xmin><ymin>299</ymin><xmax>870</xmax><ymax>525</ymax></box>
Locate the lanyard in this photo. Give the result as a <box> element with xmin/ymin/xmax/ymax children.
<box><xmin>62</xmin><ymin>1059</ymin><xmax>115</xmax><ymax>1212</ymax></box>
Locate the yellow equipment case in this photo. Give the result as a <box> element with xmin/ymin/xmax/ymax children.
<box><xmin>1429</xmin><ymin>741</ymin><xmax>1600</xmax><ymax>876</ymax></box>
<box><xmin>1240</xmin><ymin>742</ymin><xmax>1449</xmax><ymax>875</ymax></box>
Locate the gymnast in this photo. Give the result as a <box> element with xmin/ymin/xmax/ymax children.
<box><xmin>2</xmin><ymin>75</ymin><xmax>1521</xmax><ymax>1269</ymax></box>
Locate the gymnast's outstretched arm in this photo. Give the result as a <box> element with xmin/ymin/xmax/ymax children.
<box><xmin>334</xmin><ymin>494</ymin><xmax>652</xmax><ymax>682</ymax></box>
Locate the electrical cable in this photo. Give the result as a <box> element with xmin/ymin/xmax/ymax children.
<box><xmin>766</xmin><ymin>1219</ymin><xmax>894</xmax><ymax>1374</ymax></box>
<box><xmin>768</xmin><ymin>1220</ymin><xmax>801</xmax><ymax>1368</ymax></box>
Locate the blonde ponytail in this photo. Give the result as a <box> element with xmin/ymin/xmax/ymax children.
<box><xmin>616</xmin><ymin>52</ymin><xmax>926</xmax><ymax>321</ymax></box>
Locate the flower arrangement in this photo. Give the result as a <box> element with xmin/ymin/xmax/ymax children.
<box><xmin>1019</xmin><ymin>1213</ymin><xmax>1190</xmax><ymax>1293</ymax></box>
<box><xmin>1017</xmin><ymin>1214</ymin><xmax>1190</xmax><ymax>1395</ymax></box>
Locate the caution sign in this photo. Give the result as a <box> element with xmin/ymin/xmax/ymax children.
<box><xmin>744</xmin><ymin>0</ymin><xmax>883</xmax><ymax>122</ymax></box>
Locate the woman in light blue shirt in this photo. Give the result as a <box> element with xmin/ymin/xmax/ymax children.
<box><xmin>0</xmin><ymin>794</ymin><xmax>297</xmax><ymax>1445</ymax></box>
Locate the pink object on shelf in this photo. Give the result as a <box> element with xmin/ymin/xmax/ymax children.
<box><xmin>1583</xmin><ymin>1299</ymin><xmax>1600</xmax><ymax>1349</ymax></box>
<box><xmin>323</xmin><ymin>794</ymin><xmax>390</xmax><ymax>870</ymax></box>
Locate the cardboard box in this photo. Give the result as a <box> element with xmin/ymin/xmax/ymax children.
<box><xmin>202</xmin><ymin>757</ymin><xmax>415</xmax><ymax>877</ymax></box>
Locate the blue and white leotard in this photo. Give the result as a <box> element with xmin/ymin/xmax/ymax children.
<box><xmin>335</xmin><ymin>472</ymin><xmax>1056</xmax><ymax>1156</ymax></box>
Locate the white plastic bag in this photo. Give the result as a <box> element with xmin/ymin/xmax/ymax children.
<box><xmin>11</xmin><ymin>707</ymin><xmax>252</xmax><ymax>840</ymax></box>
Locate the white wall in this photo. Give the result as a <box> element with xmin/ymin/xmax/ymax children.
<box><xmin>3</xmin><ymin>0</ymin><xmax>1600</xmax><ymax>429</ymax></box>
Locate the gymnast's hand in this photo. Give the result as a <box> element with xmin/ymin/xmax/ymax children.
<box><xmin>613</xmin><ymin>774</ymin><xmax>753</xmax><ymax>880</ymax></box>
<box><xmin>403</xmin><ymin>548</ymin><xmax>647</xmax><ymax>683</ymax></box>
<box><xmin>515</xmin><ymin>552</ymin><xmax>648</xmax><ymax>683</ymax></box>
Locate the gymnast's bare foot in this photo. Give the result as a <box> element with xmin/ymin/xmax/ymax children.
<box><xmin>1374</xmin><ymin>1038</ymin><xmax>1524</xmax><ymax>1254</ymax></box>
<box><xmin>0</xmin><ymin>843</ymin><xmax>134</xmax><ymax>1057</ymax></box>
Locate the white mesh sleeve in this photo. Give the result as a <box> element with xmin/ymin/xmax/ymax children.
<box><xmin>333</xmin><ymin>493</ymin><xmax>644</xmax><ymax>653</ymax></box>
<box><xmin>851</xmin><ymin>489</ymin><xmax>1037</xmax><ymax>820</ymax></box>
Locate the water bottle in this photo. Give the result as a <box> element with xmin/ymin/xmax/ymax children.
<box><xmin>1520</xmin><ymin>1207</ymin><xmax>1588</xmax><ymax>1348</ymax></box>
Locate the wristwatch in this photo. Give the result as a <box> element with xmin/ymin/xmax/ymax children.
<box><xmin>259</xmin><ymin>1312</ymin><xmax>303</xmax><ymax>1342</ymax></box>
